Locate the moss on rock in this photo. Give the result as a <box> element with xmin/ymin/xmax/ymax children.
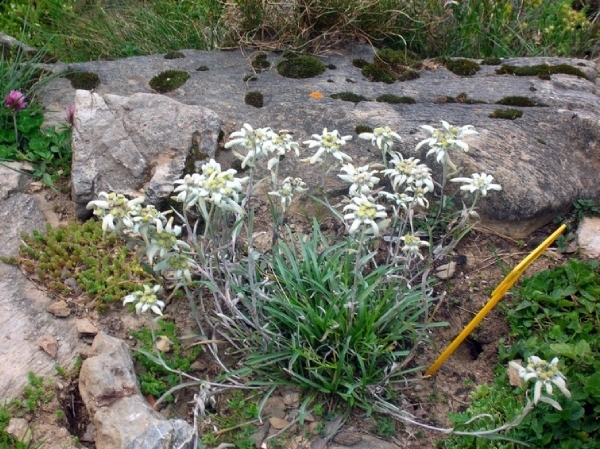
<box><xmin>245</xmin><ymin>91</ymin><xmax>264</xmax><ymax>108</ymax></box>
<box><xmin>355</xmin><ymin>125</ymin><xmax>373</xmax><ymax>134</ymax></box>
<box><xmin>195</xmin><ymin>65</ymin><xmax>209</xmax><ymax>71</ymax></box>
<box><xmin>441</xmin><ymin>58</ymin><xmax>481</xmax><ymax>76</ymax></box>
<box><xmin>149</xmin><ymin>70</ymin><xmax>190</xmax><ymax>93</ymax></box>
<box><xmin>252</xmin><ymin>52</ymin><xmax>270</xmax><ymax>70</ymax></box>
<box><xmin>63</xmin><ymin>71</ymin><xmax>101</xmax><ymax>90</ymax></box>
<box><xmin>361</xmin><ymin>64</ymin><xmax>396</xmax><ymax>84</ymax></box>
<box><xmin>277</xmin><ymin>56</ymin><xmax>326</xmax><ymax>79</ymax></box>
<box><xmin>330</xmin><ymin>92</ymin><xmax>368</xmax><ymax>103</ymax></box>
<box><xmin>164</xmin><ymin>51</ymin><xmax>185</xmax><ymax>59</ymax></box>
<box><xmin>496</xmin><ymin>96</ymin><xmax>545</xmax><ymax>107</ymax></box>
<box><xmin>489</xmin><ymin>108</ymin><xmax>523</xmax><ymax>120</ymax></box>
<box><xmin>495</xmin><ymin>64</ymin><xmax>588</xmax><ymax>80</ymax></box>
<box><xmin>376</xmin><ymin>94</ymin><xmax>416</xmax><ymax>104</ymax></box>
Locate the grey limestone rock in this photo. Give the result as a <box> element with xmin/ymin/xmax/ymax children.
<box><xmin>79</xmin><ymin>332</ymin><xmax>195</xmax><ymax>449</ymax></box>
<box><xmin>70</xmin><ymin>90</ymin><xmax>221</xmax><ymax>219</ymax></box>
<box><xmin>40</xmin><ymin>49</ymin><xmax>600</xmax><ymax>237</ymax></box>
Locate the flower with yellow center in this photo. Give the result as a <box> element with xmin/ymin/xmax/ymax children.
<box><xmin>343</xmin><ymin>195</ymin><xmax>388</xmax><ymax>236</ymax></box>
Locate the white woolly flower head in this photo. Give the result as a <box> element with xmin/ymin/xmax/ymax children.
<box><xmin>338</xmin><ymin>163</ymin><xmax>380</xmax><ymax>197</ymax></box>
<box><xmin>303</xmin><ymin>128</ymin><xmax>352</xmax><ymax>164</ymax></box>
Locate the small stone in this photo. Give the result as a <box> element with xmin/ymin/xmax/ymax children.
<box><xmin>76</xmin><ymin>318</ymin><xmax>99</xmax><ymax>336</ymax></box>
<box><xmin>39</xmin><ymin>334</ymin><xmax>58</xmax><ymax>358</ymax></box>
<box><xmin>435</xmin><ymin>261</ymin><xmax>457</xmax><ymax>280</ymax></box>
<box><xmin>6</xmin><ymin>418</ymin><xmax>32</xmax><ymax>445</ymax></box>
<box><xmin>155</xmin><ymin>335</ymin><xmax>173</xmax><ymax>353</ymax></box>
<box><xmin>46</xmin><ymin>300</ymin><xmax>70</xmax><ymax>317</ymax></box>
<box><xmin>577</xmin><ymin>217</ymin><xmax>600</xmax><ymax>258</ymax></box>
<box><xmin>332</xmin><ymin>430</ymin><xmax>362</xmax><ymax>446</ymax></box>
<box><xmin>268</xmin><ymin>417</ymin><xmax>289</xmax><ymax>430</ymax></box>
<box><xmin>413</xmin><ymin>383</ymin><xmax>423</xmax><ymax>392</ymax></box>
<box><xmin>80</xmin><ymin>422</ymin><xmax>95</xmax><ymax>442</ymax></box>
<box><xmin>282</xmin><ymin>390</ymin><xmax>300</xmax><ymax>407</ymax></box>
<box><xmin>190</xmin><ymin>359</ymin><xmax>208</xmax><ymax>371</ymax></box>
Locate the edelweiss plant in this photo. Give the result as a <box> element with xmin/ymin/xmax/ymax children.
<box><xmin>509</xmin><ymin>356</ymin><xmax>571</xmax><ymax>410</ymax></box>
<box><xmin>86</xmin><ymin>118</ymin><xmax>523</xmax><ymax>437</ymax></box>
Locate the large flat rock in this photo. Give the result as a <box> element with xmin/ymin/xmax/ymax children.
<box><xmin>39</xmin><ymin>47</ymin><xmax>600</xmax><ymax>237</ymax></box>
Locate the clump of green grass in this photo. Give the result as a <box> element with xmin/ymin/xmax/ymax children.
<box><xmin>232</xmin><ymin>223</ymin><xmax>436</xmax><ymax>409</ymax></box>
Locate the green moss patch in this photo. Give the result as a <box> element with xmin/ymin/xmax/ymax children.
<box><xmin>355</xmin><ymin>125</ymin><xmax>373</xmax><ymax>134</ymax></box>
<box><xmin>195</xmin><ymin>65</ymin><xmax>209</xmax><ymax>71</ymax></box>
<box><xmin>489</xmin><ymin>108</ymin><xmax>523</xmax><ymax>120</ymax></box>
<box><xmin>352</xmin><ymin>58</ymin><xmax>369</xmax><ymax>68</ymax></box>
<box><xmin>376</xmin><ymin>94</ymin><xmax>416</xmax><ymax>104</ymax></box>
<box><xmin>277</xmin><ymin>56</ymin><xmax>326</xmax><ymax>79</ymax></box>
<box><xmin>481</xmin><ymin>57</ymin><xmax>502</xmax><ymax>65</ymax></box>
<box><xmin>440</xmin><ymin>58</ymin><xmax>481</xmax><ymax>76</ymax></box>
<box><xmin>149</xmin><ymin>69</ymin><xmax>190</xmax><ymax>93</ymax></box>
<box><xmin>16</xmin><ymin>220</ymin><xmax>154</xmax><ymax>310</ymax></box>
<box><xmin>330</xmin><ymin>92</ymin><xmax>368</xmax><ymax>103</ymax></box>
<box><xmin>496</xmin><ymin>96</ymin><xmax>546</xmax><ymax>107</ymax></box>
<box><xmin>496</xmin><ymin>64</ymin><xmax>588</xmax><ymax>80</ymax></box>
<box><xmin>359</xmin><ymin>49</ymin><xmax>421</xmax><ymax>84</ymax></box>
<box><xmin>252</xmin><ymin>52</ymin><xmax>270</xmax><ymax>70</ymax></box>
<box><xmin>164</xmin><ymin>51</ymin><xmax>185</xmax><ymax>59</ymax></box>
<box><xmin>63</xmin><ymin>71</ymin><xmax>101</xmax><ymax>90</ymax></box>
<box><xmin>245</xmin><ymin>91</ymin><xmax>264</xmax><ymax>108</ymax></box>
<box><xmin>361</xmin><ymin>64</ymin><xmax>396</xmax><ymax>84</ymax></box>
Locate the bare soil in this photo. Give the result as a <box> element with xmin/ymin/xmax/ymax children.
<box><xmin>19</xmin><ymin>181</ymin><xmax>571</xmax><ymax>449</ymax></box>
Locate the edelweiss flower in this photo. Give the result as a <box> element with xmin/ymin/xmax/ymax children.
<box><xmin>130</xmin><ymin>205</ymin><xmax>169</xmax><ymax>244</ymax></box>
<box><xmin>266</xmin><ymin>131</ymin><xmax>300</xmax><ymax>171</ymax></box>
<box><xmin>4</xmin><ymin>90</ymin><xmax>27</xmax><ymax>111</ymax></box>
<box><xmin>343</xmin><ymin>195</ymin><xmax>388</xmax><ymax>236</ymax></box>
<box><xmin>303</xmin><ymin>128</ymin><xmax>352</xmax><ymax>164</ymax></box>
<box><xmin>172</xmin><ymin>160</ymin><xmax>248</xmax><ymax>217</ymax></box>
<box><xmin>224</xmin><ymin>123</ymin><xmax>277</xmax><ymax>168</ymax></box>
<box><xmin>405</xmin><ymin>185</ymin><xmax>430</xmax><ymax>208</ymax></box>
<box><xmin>359</xmin><ymin>126</ymin><xmax>402</xmax><ymax>156</ymax></box>
<box><xmin>380</xmin><ymin>152</ymin><xmax>416</xmax><ymax>189</ymax></box>
<box><xmin>268</xmin><ymin>177</ymin><xmax>307</xmax><ymax>212</ymax></box>
<box><xmin>154</xmin><ymin>253</ymin><xmax>197</xmax><ymax>285</ymax></box>
<box><xmin>86</xmin><ymin>192</ymin><xmax>145</xmax><ymax>234</ymax></box>
<box><xmin>416</xmin><ymin>120</ymin><xmax>478</xmax><ymax>169</ymax></box>
<box><xmin>379</xmin><ymin>191</ymin><xmax>414</xmax><ymax>210</ymax></box>
<box><xmin>338</xmin><ymin>164</ymin><xmax>380</xmax><ymax>197</ymax></box>
<box><xmin>146</xmin><ymin>217</ymin><xmax>190</xmax><ymax>265</ymax></box>
<box><xmin>400</xmin><ymin>234</ymin><xmax>430</xmax><ymax>259</ymax></box>
<box><xmin>450</xmin><ymin>172</ymin><xmax>502</xmax><ymax>196</ymax></box>
<box><xmin>123</xmin><ymin>284</ymin><xmax>165</xmax><ymax>316</ymax></box>
<box><xmin>509</xmin><ymin>356</ymin><xmax>571</xmax><ymax>410</ymax></box>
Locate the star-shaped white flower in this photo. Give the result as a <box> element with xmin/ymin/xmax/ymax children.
<box><xmin>338</xmin><ymin>164</ymin><xmax>380</xmax><ymax>197</ymax></box>
<box><xmin>303</xmin><ymin>128</ymin><xmax>352</xmax><ymax>164</ymax></box>
<box><xmin>343</xmin><ymin>195</ymin><xmax>388</xmax><ymax>236</ymax></box>
<box><xmin>123</xmin><ymin>284</ymin><xmax>165</xmax><ymax>316</ymax></box>
<box><xmin>509</xmin><ymin>356</ymin><xmax>571</xmax><ymax>410</ymax></box>
<box><xmin>450</xmin><ymin>172</ymin><xmax>502</xmax><ymax>197</ymax></box>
